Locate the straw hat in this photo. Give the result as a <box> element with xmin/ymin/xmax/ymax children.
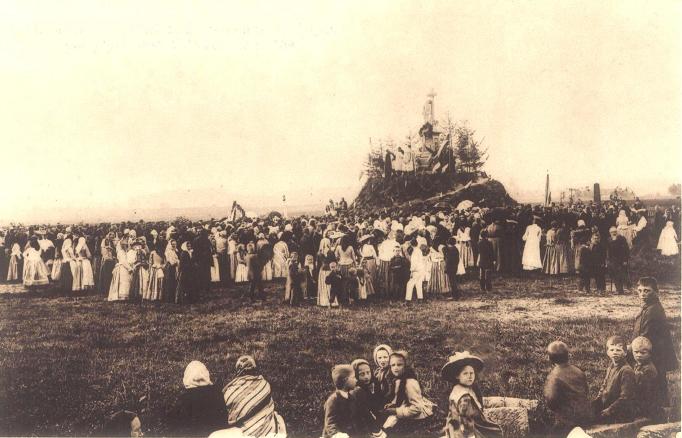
<box><xmin>441</xmin><ymin>351</ymin><xmax>484</xmax><ymax>383</ymax></box>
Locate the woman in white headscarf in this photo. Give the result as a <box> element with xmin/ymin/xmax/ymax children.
<box><xmin>108</xmin><ymin>240</ymin><xmax>132</xmax><ymax>301</ymax></box>
<box><xmin>61</xmin><ymin>237</ymin><xmax>81</xmax><ymax>292</ymax></box>
<box><xmin>75</xmin><ymin>237</ymin><xmax>95</xmax><ymax>290</ymax></box>
<box><xmin>6</xmin><ymin>242</ymin><xmax>22</xmax><ymax>282</ymax></box>
<box><xmin>272</xmin><ymin>235</ymin><xmax>290</xmax><ymax>279</ymax></box>
<box><xmin>169</xmin><ymin>361</ymin><xmax>227</xmax><ymax>437</ymax></box>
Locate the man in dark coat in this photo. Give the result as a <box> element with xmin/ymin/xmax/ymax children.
<box><xmin>633</xmin><ymin>277</ymin><xmax>679</xmax><ymax>405</ymax></box>
<box><xmin>192</xmin><ymin>229</ymin><xmax>213</xmax><ymax>296</ymax></box>
<box><xmin>586</xmin><ymin>233</ymin><xmax>607</xmax><ymax>293</ymax></box>
<box><xmin>444</xmin><ymin>237</ymin><xmax>460</xmax><ymax>300</ymax></box>
<box><xmin>606</xmin><ymin>227</ymin><xmax>629</xmax><ymax>294</ymax></box>
<box><xmin>477</xmin><ymin>230</ymin><xmax>494</xmax><ymax>291</ymax></box>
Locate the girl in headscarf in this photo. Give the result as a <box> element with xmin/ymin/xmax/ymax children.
<box><xmin>222</xmin><ymin>355</ymin><xmax>287</xmax><ymax>438</ymax></box>
<box><xmin>427</xmin><ymin>243</ymin><xmax>449</xmax><ymax>295</ymax></box>
<box><xmin>6</xmin><ymin>242</ymin><xmax>22</xmax><ymax>283</ymax></box>
<box><xmin>234</xmin><ymin>244</ymin><xmax>248</xmax><ymax>284</ymax></box>
<box><xmin>145</xmin><ymin>241</ymin><xmax>165</xmax><ymax>301</ymax></box>
<box><xmin>61</xmin><ymin>238</ymin><xmax>81</xmax><ymax>292</ymax></box>
<box><xmin>272</xmin><ymin>235</ymin><xmax>290</xmax><ymax>279</ymax></box>
<box><xmin>99</xmin><ymin>233</ymin><xmax>116</xmax><ymax>294</ymax></box>
<box><xmin>130</xmin><ymin>240</ymin><xmax>149</xmax><ymax>300</ymax></box>
<box><xmin>164</xmin><ymin>239</ymin><xmax>180</xmax><ymax>303</ymax></box>
<box><xmin>51</xmin><ymin>233</ymin><xmax>64</xmax><ymax>283</ymax></box>
<box><xmin>168</xmin><ymin>361</ymin><xmax>227</xmax><ymax>437</ymax></box>
<box><xmin>382</xmin><ymin>351</ymin><xmax>434</xmax><ymax>432</ymax></box>
<box><xmin>108</xmin><ymin>240</ymin><xmax>132</xmax><ymax>301</ymax></box>
<box><xmin>22</xmin><ymin>238</ymin><xmax>49</xmax><ymax>288</ymax></box>
<box><xmin>75</xmin><ymin>236</ymin><xmax>95</xmax><ymax>290</ymax></box>
<box><xmin>177</xmin><ymin>241</ymin><xmax>196</xmax><ymax>304</ymax></box>
<box><xmin>372</xmin><ymin>344</ymin><xmax>395</xmax><ymax>406</ymax></box>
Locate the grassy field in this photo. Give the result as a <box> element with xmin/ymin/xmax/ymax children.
<box><xmin>0</xmin><ymin>274</ymin><xmax>679</xmax><ymax>437</ymax></box>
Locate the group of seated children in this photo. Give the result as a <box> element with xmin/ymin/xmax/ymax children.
<box><xmin>544</xmin><ymin>335</ymin><xmax>667</xmax><ymax>435</ymax></box>
<box><xmin>322</xmin><ymin>345</ymin><xmax>503</xmax><ymax>438</ymax></box>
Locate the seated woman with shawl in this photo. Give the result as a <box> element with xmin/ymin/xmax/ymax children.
<box><xmin>168</xmin><ymin>360</ymin><xmax>227</xmax><ymax>437</ymax></box>
<box><xmin>222</xmin><ymin>355</ymin><xmax>286</xmax><ymax>438</ymax></box>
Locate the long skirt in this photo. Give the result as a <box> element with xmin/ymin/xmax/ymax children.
<box><xmin>457</xmin><ymin>242</ymin><xmax>474</xmax><ymax>268</ymax></box>
<box><xmin>7</xmin><ymin>255</ymin><xmax>21</xmax><ymax>282</ymax></box>
<box><xmin>543</xmin><ymin>246</ymin><xmax>560</xmax><ymax>275</ymax></box>
<box><xmin>210</xmin><ymin>255</ymin><xmax>220</xmax><ymax>283</ymax></box>
<box><xmin>273</xmin><ymin>255</ymin><xmax>288</xmax><ymax>278</ymax></box>
<box><xmin>108</xmin><ymin>264</ymin><xmax>131</xmax><ymax>301</ymax></box>
<box><xmin>488</xmin><ymin>237</ymin><xmax>503</xmax><ymax>272</ymax></box>
<box><xmin>98</xmin><ymin>259</ymin><xmax>115</xmax><ymax>294</ymax></box>
<box><xmin>51</xmin><ymin>259</ymin><xmax>63</xmax><ymax>282</ymax></box>
<box><xmin>377</xmin><ymin>259</ymin><xmax>391</xmax><ymax>295</ymax></box>
<box><xmin>360</xmin><ymin>259</ymin><xmax>376</xmax><ymax>296</ymax></box>
<box><xmin>79</xmin><ymin>259</ymin><xmax>95</xmax><ymax>289</ymax></box>
<box><xmin>262</xmin><ymin>260</ymin><xmax>273</xmax><ymax>281</ymax></box>
<box><xmin>130</xmin><ymin>267</ymin><xmax>149</xmax><ymax>300</ymax></box>
<box><xmin>0</xmin><ymin>249</ymin><xmax>8</xmax><ymax>282</ymax></box>
<box><xmin>555</xmin><ymin>243</ymin><xmax>571</xmax><ymax>274</ymax></box>
<box><xmin>427</xmin><ymin>259</ymin><xmax>449</xmax><ymax>294</ymax></box>
<box><xmin>235</xmin><ymin>264</ymin><xmax>248</xmax><ymax>283</ymax></box>
<box><xmin>317</xmin><ymin>268</ymin><xmax>331</xmax><ymax>306</ymax></box>
<box><xmin>23</xmin><ymin>259</ymin><xmax>50</xmax><ymax>287</ymax></box>
<box><xmin>144</xmin><ymin>266</ymin><xmax>164</xmax><ymax>301</ymax></box>
<box><xmin>92</xmin><ymin>255</ymin><xmax>101</xmax><ymax>287</ymax></box>
<box><xmin>163</xmin><ymin>264</ymin><xmax>178</xmax><ymax>303</ymax></box>
<box><xmin>229</xmin><ymin>253</ymin><xmax>237</xmax><ymax>280</ymax></box>
<box><xmin>59</xmin><ymin>262</ymin><xmax>73</xmax><ymax>291</ymax></box>
<box><xmin>70</xmin><ymin>260</ymin><xmax>82</xmax><ymax>291</ymax></box>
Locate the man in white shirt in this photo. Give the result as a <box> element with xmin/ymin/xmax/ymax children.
<box><xmin>405</xmin><ymin>244</ymin><xmax>429</xmax><ymax>302</ymax></box>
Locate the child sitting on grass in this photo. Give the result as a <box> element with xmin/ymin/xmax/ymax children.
<box><xmin>323</xmin><ymin>364</ymin><xmax>386</xmax><ymax>438</ymax></box>
<box><xmin>630</xmin><ymin>336</ymin><xmax>663</xmax><ymax>421</ymax></box>
<box><xmin>382</xmin><ymin>351</ymin><xmax>434</xmax><ymax>432</ymax></box>
<box><xmin>592</xmin><ymin>336</ymin><xmax>635</xmax><ymax>423</ymax></box>
<box><xmin>441</xmin><ymin>351</ymin><xmax>502</xmax><ymax>437</ymax></box>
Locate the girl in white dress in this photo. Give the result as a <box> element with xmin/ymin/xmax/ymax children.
<box><xmin>234</xmin><ymin>245</ymin><xmax>249</xmax><ymax>283</ymax></box>
<box><xmin>75</xmin><ymin>237</ymin><xmax>95</xmax><ymax>290</ymax></box>
<box><xmin>521</xmin><ymin>220</ymin><xmax>543</xmax><ymax>271</ymax></box>
<box><xmin>6</xmin><ymin>242</ymin><xmax>22</xmax><ymax>282</ymax></box>
<box><xmin>456</xmin><ymin>225</ymin><xmax>474</xmax><ymax>269</ymax></box>
<box><xmin>657</xmin><ymin>221</ymin><xmax>679</xmax><ymax>256</ymax></box>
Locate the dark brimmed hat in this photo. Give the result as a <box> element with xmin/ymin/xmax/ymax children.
<box><xmin>441</xmin><ymin>351</ymin><xmax>484</xmax><ymax>383</ymax></box>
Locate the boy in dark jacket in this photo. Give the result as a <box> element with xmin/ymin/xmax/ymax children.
<box><xmin>325</xmin><ymin>261</ymin><xmax>346</xmax><ymax>307</ymax></box>
<box><xmin>323</xmin><ymin>365</ymin><xmax>357</xmax><ymax>438</ymax></box>
<box><xmin>477</xmin><ymin>231</ymin><xmax>494</xmax><ymax>291</ymax></box>
<box><xmin>592</xmin><ymin>336</ymin><xmax>635</xmax><ymax>423</ymax></box>
<box><xmin>444</xmin><ymin>237</ymin><xmax>460</xmax><ymax>300</ymax></box>
<box><xmin>631</xmin><ymin>336</ymin><xmax>662</xmax><ymax>421</ymax></box>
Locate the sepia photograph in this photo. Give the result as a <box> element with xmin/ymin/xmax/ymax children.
<box><xmin>0</xmin><ymin>1</ymin><xmax>680</xmax><ymax>437</ymax></box>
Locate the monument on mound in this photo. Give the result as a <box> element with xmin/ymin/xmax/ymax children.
<box><xmin>352</xmin><ymin>90</ymin><xmax>516</xmax><ymax>214</ymax></box>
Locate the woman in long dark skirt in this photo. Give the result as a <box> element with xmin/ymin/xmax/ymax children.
<box><xmin>98</xmin><ymin>233</ymin><xmax>116</xmax><ymax>294</ymax></box>
<box><xmin>164</xmin><ymin>239</ymin><xmax>180</xmax><ymax>303</ymax></box>
<box><xmin>177</xmin><ymin>241</ymin><xmax>195</xmax><ymax>304</ymax></box>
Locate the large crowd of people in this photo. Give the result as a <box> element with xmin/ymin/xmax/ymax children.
<box><xmin>0</xmin><ymin>198</ymin><xmax>679</xmax><ymax>305</ymax></box>
<box><xmin>0</xmin><ymin>198</ymin><xmax>679</xmax><ymax>437</ymax></box>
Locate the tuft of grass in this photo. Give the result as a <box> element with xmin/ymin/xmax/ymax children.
<box><xmin>0</xmin><ymin>275</ymin><xmax>679</xmax><ymax>437</ymax></box>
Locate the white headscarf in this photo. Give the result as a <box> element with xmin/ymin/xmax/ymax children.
<box><xmin>165</xmin><ymin>241</ymin><xmax>180</xmax><ymax>265</ymax></box>
<box><xmin>183</xmin><ymin>361</ymin><xmax>213</xmax><ymax>389</ymax></box>
<box><xmin>75</xmin><ymin>237</ymin><xmax>87</xmax><ymax>254</ymax></box>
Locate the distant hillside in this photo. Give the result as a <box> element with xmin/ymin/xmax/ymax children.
<box><xmin>352</xmin><ymin>173</ymin><xmax>516</xmax><ymax>215</ymax></box>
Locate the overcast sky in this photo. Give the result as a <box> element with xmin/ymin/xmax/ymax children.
<box><xmin>1</xmin><ymin>1</ymin><xmax>680</xmax><ymax>222</ymax></box>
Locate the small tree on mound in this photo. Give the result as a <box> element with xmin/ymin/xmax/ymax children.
<box><xmin>454</xmin><ymin>122</ymin><xmax>487</xmax><ymax>174</ymax></box>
